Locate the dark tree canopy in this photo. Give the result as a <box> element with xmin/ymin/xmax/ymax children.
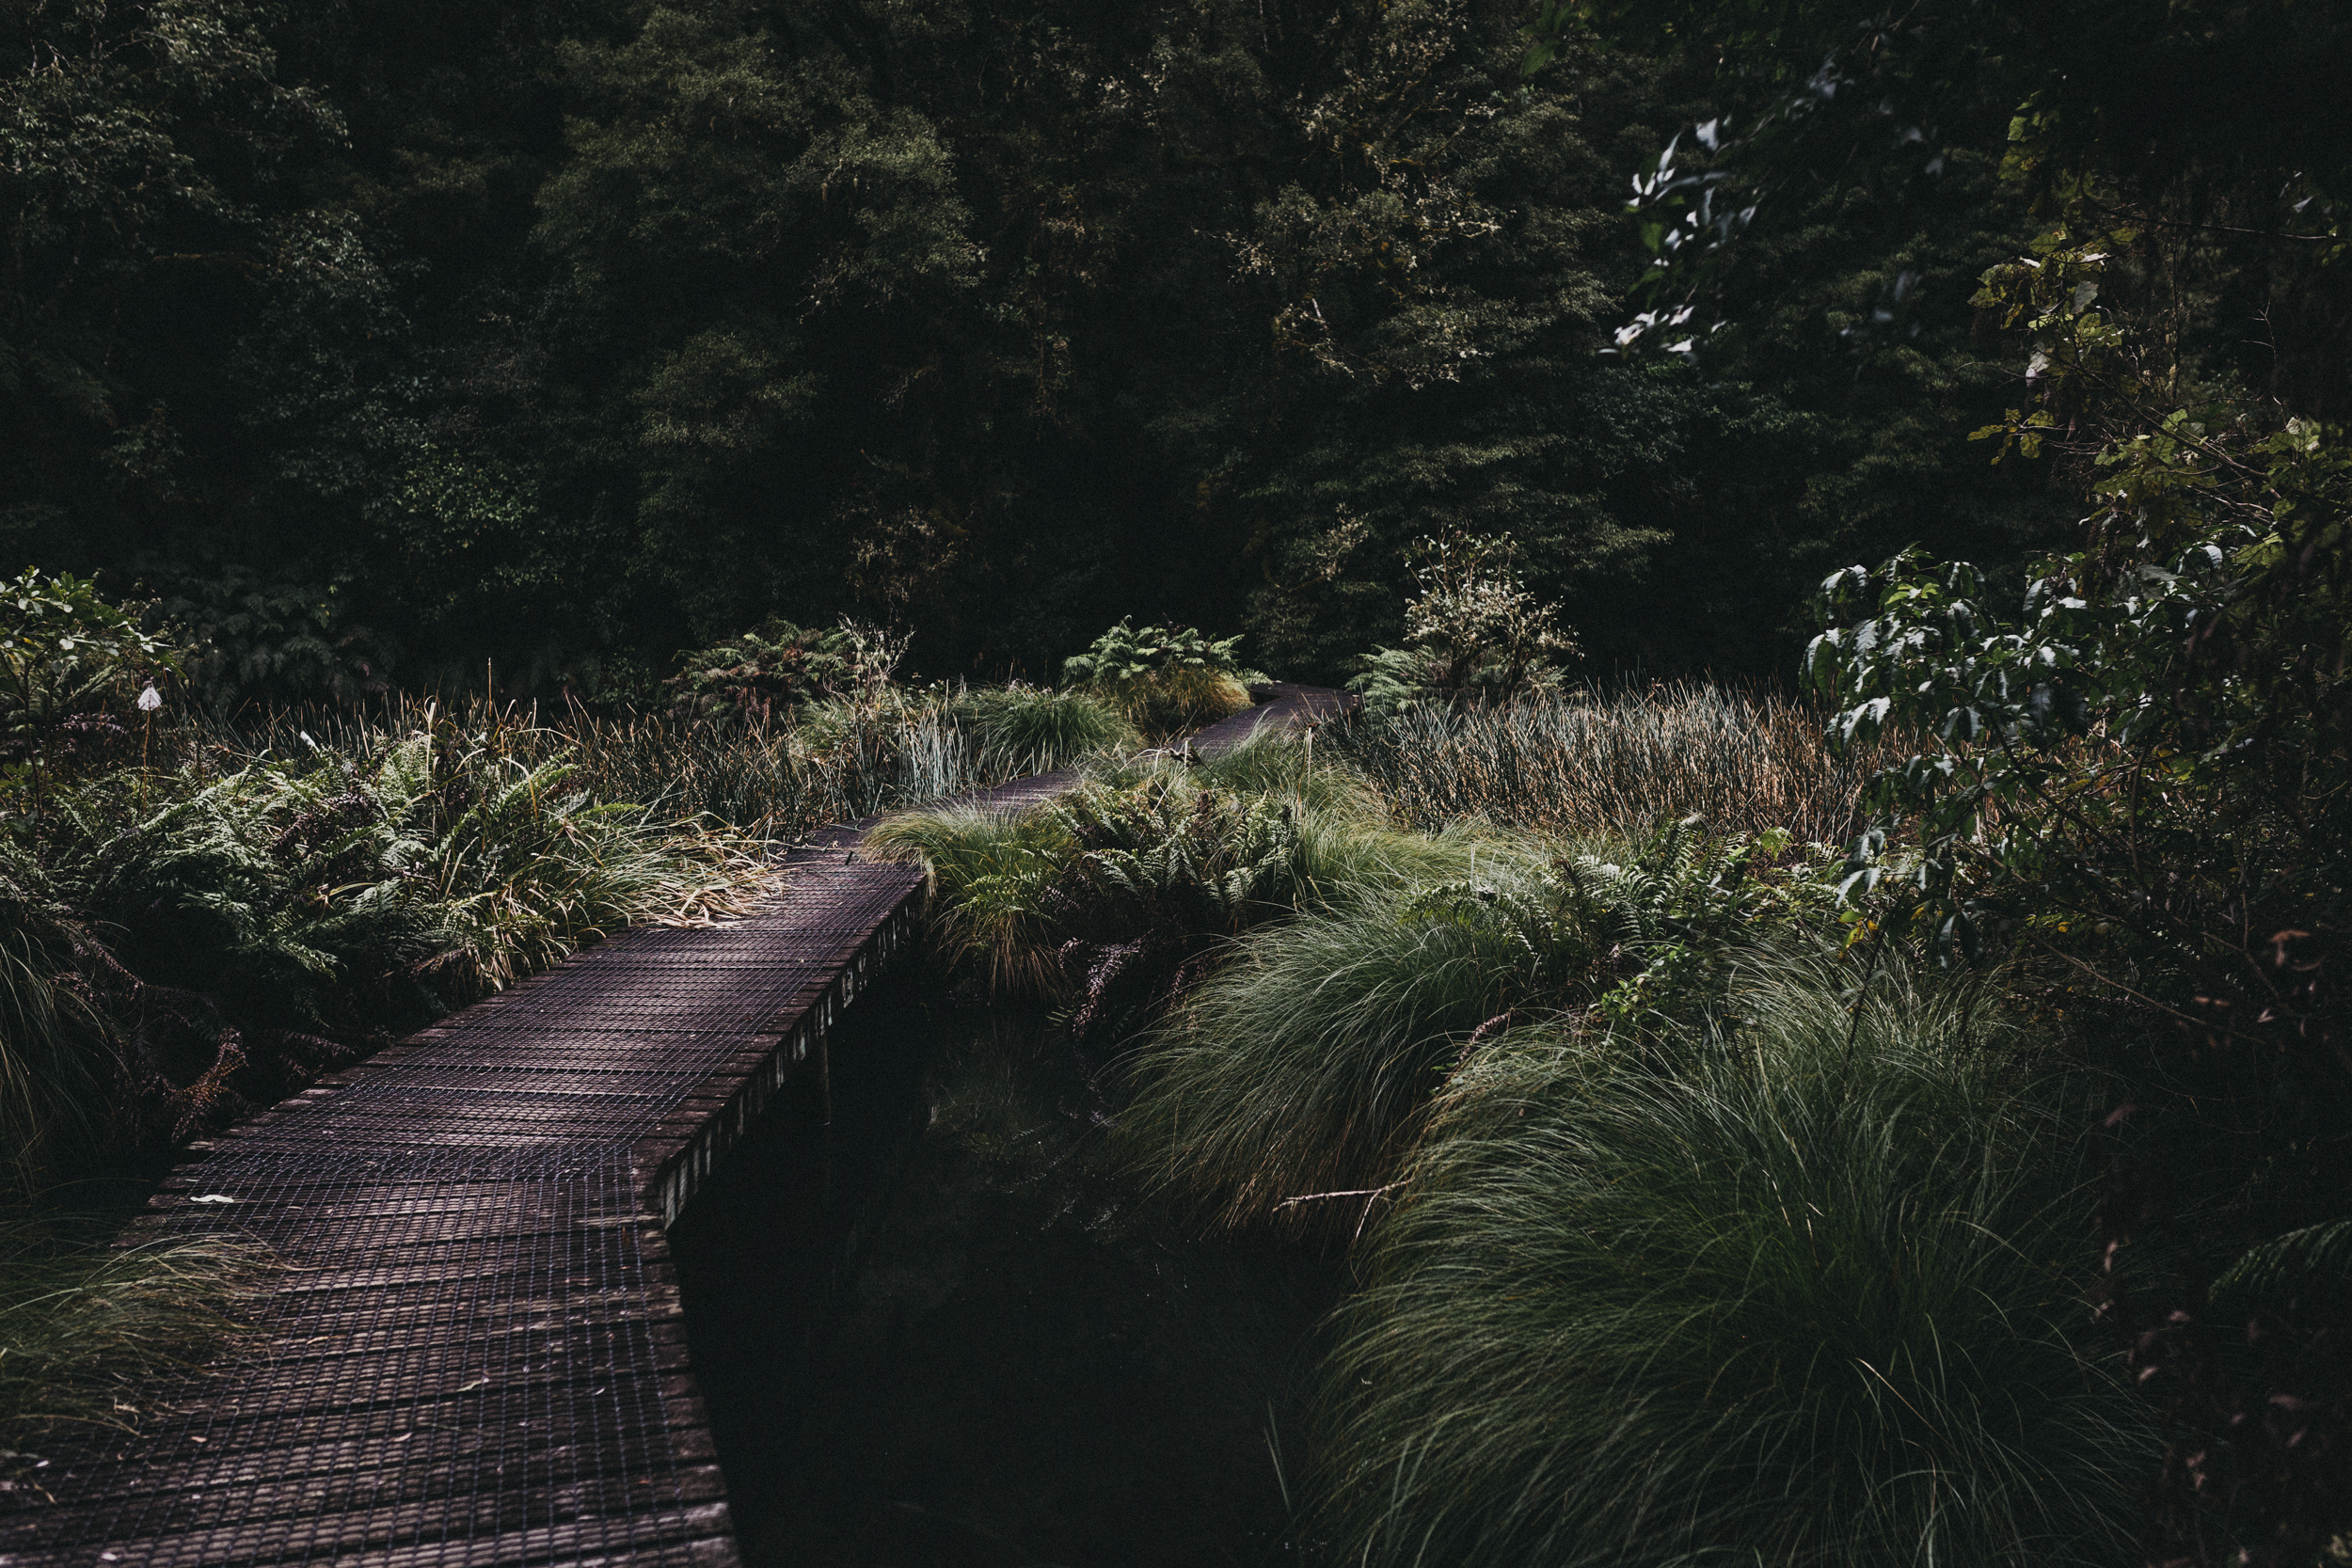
<box><xmin>3</xmin><ymin>0</ymin><xmax>2092</xmax><ymax>704</ymax></box>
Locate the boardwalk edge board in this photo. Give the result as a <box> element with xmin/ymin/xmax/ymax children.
<box><xmin>0</xmin><ymin>687</ymin><xmax>1348</xmax><ymax>1568</ymax></box>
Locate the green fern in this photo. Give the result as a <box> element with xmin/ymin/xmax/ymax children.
<box><xmin>1041</xmin><ymin>781</ymin><xmax>1303</xmax><ymax>1044</ymax></box>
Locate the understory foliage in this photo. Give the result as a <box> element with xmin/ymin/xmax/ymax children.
<box><xmin>1317</xmin><ymin>958</ymin><xmax>2148</xmax><ymax>1567</ymax></box>
<box><xmin>869</xmin><ymin>674</ymin><xmax>2163</xmax><ymax>1565</ymax></box>
<box><xmin>1348</xmin><ymin>532</ymin><xmax>1576</xmax><ymax>716</ymax></box>
<box><xmin>1816</xmin><ymin>500</ymin><xmax>2352</xmax><ymax>1561</ymax></box>
<box><xmin>878</xmin><ymin>703</ymin><xmax>1845</xmax><ymax>1232</ymax></box>
<box><xmin>1061</xmin><ymin>620</ymin><xmax>1263</xmax><ymax>739</ymax></box>
<box><xmin>0</xmin><ymin>585</ymin><xmax>1135</xmax><ymax>1437</ymax></box>
<box><xmin>0</xmin><ymin>569</ymin><xmax>175</xmax><ymax>800</ymax></box>
<box><xmin>941</xmin><ymin>686</ymin><xmax>1138</xmax><ymax>779</ymax></box>
<box><xmin>1570</xmin><ymin>0</ymin><xmax>2352</xmax><ymax>1555</ymax></box>
<box><xmin>0</xmin><ymin>572</ymin><xmax>1139</xmax><ymax>1184</ymax></box>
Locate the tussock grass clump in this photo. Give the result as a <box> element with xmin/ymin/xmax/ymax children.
<box><xmin>1340</xmin><ymin>682</ymin><xmax>1872</xmax><ymax>844</ymax></box>
<box><xmin>1121</xmin><ymin>854</ymin><xmax>1576</xmax><ymax>1236</ymax></box>
<box><xmin>0</xmin><ymin>1214</ymin><xmax>264</xmax><ymax>1439</ymax></box>
<box><xmin>1315</xmin><ymin>956</ymin><xmax>2149</xmax><ymax>1567</ymax></box>
<box><xmin>864</xmin><ymin>804</ymin><xmax>1076</xmax><ymax>998</ymax></box>
<box><xmin>944</xmin><ymin>685</ymin><xmax>1136</xmax><ymax>777</ymax></box>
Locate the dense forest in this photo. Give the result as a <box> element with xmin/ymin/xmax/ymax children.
<box><xmin>5</xmin><ymin>0</ymin><xmax>2114</xmax><ymax>698</ymax></box>
<box><xmin>7</xmin><ymin>1</ymin><xmax>2352</xmax><ymax>1565</ymax></box>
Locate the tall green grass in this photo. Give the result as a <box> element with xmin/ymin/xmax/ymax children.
<box><xmin>463</xmin><ymin>702</ymin><xmax>986</xmax><ymax>835</ymax></box>
<box><xmin>0</xmin><ymin>881</ymin><xmax>117</xmax><ymax>1193</ymax></box>
<box><xmin>1339</xmin><ymin>682</ymin><xmax>1874</xmax><ymax>844</ymax></box>
<box><xmin>1314</xmin><ymin>955</ymin><xmax>2149</xmax><ymax>1566</ymax></box>
<box><xmin>576</xmin><ymin>683</ymin><xmax>1126</xmax><ymax>830</ymax></box>
<box><xmin>0</xmin><ymin>1214</ymin><xmax>263</xmax><ymax>1441</ymax></box>
<box><xmin>1083</xmin><ymin>728</ymin><xmax>1369</xmax><ymax>814</ymax></box>
<box><xmin>1120</xmin><ymin>852</ymin><xmax>1581</xmax><ymax>1236</ymax></box>
<box><xmin>205</xmin><ymin>685</ymin><xmax>1130</xmax><ymax>838</ymax></box>
<box><xmin>864</xmin><ymin>804</ymin><xmax>1077</xmax><ymax>998</ymax></box>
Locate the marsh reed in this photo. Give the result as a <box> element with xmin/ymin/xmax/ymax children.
<box><xmin>1337</xmin><ymin>682</ymin><xmax>1876</xmax><ymax>845</ymax></box>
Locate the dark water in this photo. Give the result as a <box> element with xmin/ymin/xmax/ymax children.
<box><xmin>667</xmin><ymin>984</ymin><xmax>1339</xmax><ymax>1568</ymax></box>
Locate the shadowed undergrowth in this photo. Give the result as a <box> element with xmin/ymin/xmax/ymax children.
<box><xmin>0</xmin><ymin>1213</ymin><xmax>265</xmax><ymax>1449</ymax></box>
<box><xmin>1315</xmin><ymin>956</ymin><xmax>2150</xmax><ymax>1567</ymax></box>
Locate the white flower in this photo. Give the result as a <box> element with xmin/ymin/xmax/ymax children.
<box><xmin>137</xmin><ymin>685</ymin><xmax>163</xmax><ymax>712</ymax></box>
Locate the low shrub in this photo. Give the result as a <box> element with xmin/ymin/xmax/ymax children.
<box><xmin>1315</xmin><ymin>956</ymin><xmax>2150</xmax><ymax>1567</ymax></box>
<box><xmin>660</xmin><ymin>617</ymin><xmax>905</xmax><ymax>727</ymax></box>
<box><xmin>1346</xmin><ymin>531</ymin><xmax>1575</xmax><ymax>715</ymax></box>
<box><xmin>1062</xmin><ymin>618</ymin><xmax>1263</xmax><ymax>737</ymax></box>
<box><xmin>869</xmin><ymin>736</ymin><xmax>1501</xmax><ymax>1033</ymax></box>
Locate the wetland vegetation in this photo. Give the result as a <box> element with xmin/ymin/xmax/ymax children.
<box><xmin>6</xmin><ymin>0</ymin><xmax>2350</xmax><ymax>1560</ymax></box>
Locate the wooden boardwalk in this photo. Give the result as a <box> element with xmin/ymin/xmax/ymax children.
<box><xmin>0</xmin><ymin>685</ymin><xmax>1347</xmax><ymax>1568</ymax></box>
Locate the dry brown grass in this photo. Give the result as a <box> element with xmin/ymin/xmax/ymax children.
<box><xmin>1336</xmin><ymin>683</ymin><xmax>1879</xmax><ymax>846</ymax></box>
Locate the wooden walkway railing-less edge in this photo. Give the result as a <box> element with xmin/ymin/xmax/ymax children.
<box><xmin>0</xmin><ymin>686</ymin><xmax>1349</xmax><ymax>1568</ymax></box>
